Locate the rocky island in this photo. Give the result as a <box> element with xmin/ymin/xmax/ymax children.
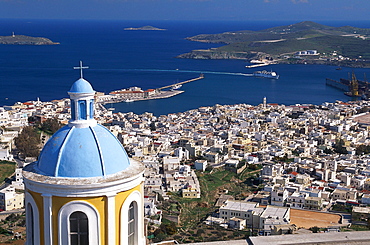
<box><xmin>0</xmin><ymin>34</ymin><xmax>59</xmax><ymax>45</ymax></box>
<box><xmin>124</xmin><ymin>25</ymin><xmax>166</xmax><ymax>31</ymax></box>
<box><xmin>177</xmin><ymin>21</ymin><xmax>370</xmax><ymax>68</ymax></box>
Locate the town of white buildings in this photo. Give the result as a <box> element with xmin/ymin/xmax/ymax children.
<box><xmin>2</xmin><ymin>94</ymin><xmax>370</xmax><ymax>237</ymax></box>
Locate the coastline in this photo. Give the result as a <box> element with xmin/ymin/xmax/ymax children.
<box><xmin>177</xmin><ymin>50</ymin><xmax>370</xmax><ymax>68</ymax></box>
<box><xmin>97</xmin><ymin>75</ymin><xmax>204</xmax><ymax>109</ymax></box>
<box><xmin>0</xmin><ymin>19</ymin><xmax>358</xmax><ymax>114</ymax></box>
<box><xmin>0</xmin><ymin>35</ymin><xmax>59</xmax><ymax>45</ymax></box>
<box><xmin>98</xmin><ymin>90</ymin><xmax>184</xmax><ymax>106</ymax></box>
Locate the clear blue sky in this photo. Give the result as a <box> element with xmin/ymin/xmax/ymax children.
<box><xmin>0</xmin><ymin>0</ymin><xmax>369</xmax><ymax>21</ymax></box>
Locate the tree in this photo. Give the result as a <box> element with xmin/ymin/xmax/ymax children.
<box><xmin>333</xmin><ymin>139</ymin><xmax>348</xmax><ymax>154</ymax></box>
<box><xmin>15</xmin><ymin>126</ymin><xmax>41</xmax><ymax>158</ymax></box>
<box><xmin>149</xmin><ymin>122</ymin><xmax>156</xmax><ymax>131</ymax></box>
<box><xmin>356</xmin><ymin>144</ymin><xmax>370</xmax><ymax>155</ymax></box>
<box><xmin>309</xmin><ymin>226</ymin><xmax>320</xmax><ymax>233</ymax></box>
<box><xmin>323</xmin><ymin>147</ymin><xmax>333</xmax><ymax>154</ymax></box>
<box><xmin>39</xmin><ymin>118</ymin><xmax>62</xmax><ymax>135</ymax></box>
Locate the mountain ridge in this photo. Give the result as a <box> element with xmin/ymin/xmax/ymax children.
<box><xmin>177</xmin><ymin>21</ymin><xmax>370</xmax><ymax>67</ymax></box>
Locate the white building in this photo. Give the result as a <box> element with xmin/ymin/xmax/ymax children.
<box><xmin>0</xmin><ymin>186</ymin><xmax>24</xmax><ymax>211</ymax></box>
<box><xmin>195</xmin><ymin>159</ymin><xmax>208</xmax><ymax>172</ymax></box>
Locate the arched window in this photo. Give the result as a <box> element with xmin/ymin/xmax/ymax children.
<box><xmin>70</xmin><ymin>100</ymin><xmax>76</xmax><ymax>120</ymax></box>
<box><xmin>25</xmin><ymin>193</ymin><xmax>40</xmax><ymax>245</ymax></box>
<box><xmin>70</xmin><ymin>211</ymin><xmax>89</xmax><ymax>245</ymax></box>
<box><xmin>78</xmin><ymin>100</ymin><xmax>87</xmax><ymax>120</ymax></box>
<box><xmin>27</xmin><ymin>203</ymin><xmax>34</xmax><ymax>244</ymax></box>
<box><xmin>89</xmin><ymin>99</ymin><xmax>94</xmax><ymax>119</ymax></box>
<box><xmin>128</xmin><ymin>202</ymin><xmax>137</xmax><ymax>245</ymax></box>
<box><xmin>59</xmin><ymin>201</ymin><xmax>100</xmax><ymax>245</ymax></box>
<box><xmin>120</xmin><ymin>191</ymin><xmax>143</xmax><ymax>245</ymax></box>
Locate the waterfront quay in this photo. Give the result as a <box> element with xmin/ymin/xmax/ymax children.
<box><xmin>97</xmin><ymin>74</ymin><xmax>204</xmax><ymax>105</ymax></box>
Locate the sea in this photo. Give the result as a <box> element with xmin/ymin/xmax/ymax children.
<box><xmin>1</xmin><ymin>19</ymin><xmax>370</xmax><ymax>116</ymax></box>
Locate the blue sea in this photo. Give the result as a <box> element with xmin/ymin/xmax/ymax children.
<box><xmin>0</xmin><ymin>19</ymin><xmax>370</xmax><ymax>116</ymax></box>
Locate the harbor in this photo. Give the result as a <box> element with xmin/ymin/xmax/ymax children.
<box><xmin>326</xmin><ymin>72</ymin><xmax>370</xmax><ymax>98</ymax></box>
<box><xmin>97</xmin><ymin>74</ymin><xmax>204</xmax><ymax>106</ymax></box>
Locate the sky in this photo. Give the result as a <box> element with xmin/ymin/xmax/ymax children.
<box><xmin>0</xmin><ymin>0</ymin><xmax>369</xmax><ymax>21</ymax></box>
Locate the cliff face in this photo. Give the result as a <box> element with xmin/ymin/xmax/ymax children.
<box><xmin>0</xmin><ymin>35</ymin><xmax>59</xmax><ymax>45</ymax></box>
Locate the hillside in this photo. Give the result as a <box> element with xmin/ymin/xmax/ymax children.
<box><xmin>0</xmin><ymin>35</ymin><xmax>59</xmax><ymax>45</ymax></box>
<box><xmin>177</xmin><ymin>21</ymin><xmax>370</xmax><ymax>67</ymax></box>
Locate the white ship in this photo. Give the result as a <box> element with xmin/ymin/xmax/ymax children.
<box><xmin>253</xmin><ymin>70</ymin><xmax>279</xmax><ymax>79</ymax></box>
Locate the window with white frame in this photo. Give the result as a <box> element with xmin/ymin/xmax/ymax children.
<box><xmin>70</xmin><ymin>211</ymin><xmax>89</xmax><ymax>245</ymax></box>
<box><xmin>120</xmin><ymin>190</ymin><xmax>143</xmax><ymax>245</ymax></box>
<box><xmin>58</xmin><ymin>201</ymin><xmax>99</xmax><ymax>245</ymax></box>
<box><xmin>27</xmin><ymin>203</ymin><xmax>34</xmax><ymax>244</ymax></box>
<box><xmin>128</xmin><ymin>202</ymin><xmax>137</xmax><ymax>245</ymax></box>
<box><xmin>25</xmin><ymin>193</ymin><xmax>40</xmax><ymax>245</ymax></box>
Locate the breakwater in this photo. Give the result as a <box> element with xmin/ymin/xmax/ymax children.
<box><xmin>97</xmin><ymin>75</ymin><xmax>204</xmax><ymax>105</ymax></box>
<box><xmin>158</xmin><ymin>74</ymin><xmax>204</xmax><ymax>90</ymax></box>
<box><xmin>326</xmin><ymin>78</ymin><xmax>350</xmax><ymax>91</ymax></box>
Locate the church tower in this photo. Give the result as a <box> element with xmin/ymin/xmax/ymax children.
<box><xmin>23</xmin><ymin>64</ymin><xmax>145</xmax><ymax>245</ymax></box>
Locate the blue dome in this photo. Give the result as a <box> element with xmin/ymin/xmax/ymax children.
<box><xmin>37</xmin><ymin>124</ymin><xmax>130</xmax><ymax>178</ymax></box>
<box><xmin>69</xmin><ymin>78</ymin><xmax>95</xmax><ymax>94</ymax></box>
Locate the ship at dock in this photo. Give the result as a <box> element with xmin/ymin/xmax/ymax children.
<box><xmin>326</xmin><ymin>72</ymin><xmax>370</xmax><ymax>99</ymax></box>
<box><xmin>253</xmin><ymin>70</ymin><xmax>279</xmax><ymax>79</ymax></box>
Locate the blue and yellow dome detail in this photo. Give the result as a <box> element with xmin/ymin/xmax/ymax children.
<box><xmin>36</xmin><ymin>76</ymin><xmax>130</xmax><ymax>178</ymax></box>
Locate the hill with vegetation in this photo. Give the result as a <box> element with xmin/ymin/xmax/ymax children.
<box><xmin>0</xmin><ymin>35</ymin><xmax>59</xmax><ymax>45</ymax></box>
<box><xmin>177</xmin><ymin>21</ymin><xmax>370</xmax><ymax>67</ymax></box>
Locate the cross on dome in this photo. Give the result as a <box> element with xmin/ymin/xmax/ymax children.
<box><xmin>73</xmin><ymin>61</ymin><xmax>89</xmax><ymax>78</ymax></box>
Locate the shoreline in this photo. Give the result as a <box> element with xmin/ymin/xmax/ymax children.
<box><xmin>97</xmin><ymin>75</ymin><xmax>204</xmax><ymax>109</ymax></box>
<box><xmin>177</xmin><ymin>51</ymin><xmax>370</xmax><ymax>69</ymax></box>
<box><xmin>99</xmin><ymin>90</ymin><xmax>184</xmax><ymax>106</ymax></box>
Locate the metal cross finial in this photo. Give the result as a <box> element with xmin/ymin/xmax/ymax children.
<box><xmin>73</xmin><ymin>61</ymin><xmax>89</xmax><ymax>78</ymax></box>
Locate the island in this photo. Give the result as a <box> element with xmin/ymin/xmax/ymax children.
<box><xmin>124</xmin><ymin>25</ymin><xmax>166</xmax><ymax>31</ymax></box>
<box><xmin>0</xmin><ymin>34</ymin><xmax>59</xmax><ymax>45</ymax></box>
<box><xmin>177</xmin><ymin>21</ymin><xmax>370</xmax><ymax>68</ymax></box>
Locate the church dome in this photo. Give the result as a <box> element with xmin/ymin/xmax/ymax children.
<box><xmin>36</xmin><ymin>124</ymin><xmax>130</xmax><ymax>178</ymax></box>
<box><xmin>36</xmin><ymin>75</ymin><xmax>130</xmax><ymax>178</ymax></box>
<box><xmin>69</xmin><ymin>78</ymin><xmax>95</xmax><ymax>94</ymax></box>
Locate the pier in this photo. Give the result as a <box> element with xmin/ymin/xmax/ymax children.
<box><xmin>245</xmin><ymin>63</ymin><xmax>270</xmax><ymax>68</ymax></box>
<box><xmin>326</xmin><ymin>78</ymin><xmax>350</xmax><ymax>91</ymax></box>
<box><xmin>326</xmin><ymin>72</ymin><xmax>370</xmax><ymax>98</ymax></box>
<box><xmin>97</xmin><ymin>74</ymin><xmax>204</xmax><ymax>106</ymax></box>
<box><xmin>157</xmin><ymin>74</ymin><xmax>204</xmax><ymax>90</ymax></box>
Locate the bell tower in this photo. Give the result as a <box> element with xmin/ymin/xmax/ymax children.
<box><xmin>23</xmin><ymin>62</ymin><xmax>146</xmax><ymax>245</ymax></box>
